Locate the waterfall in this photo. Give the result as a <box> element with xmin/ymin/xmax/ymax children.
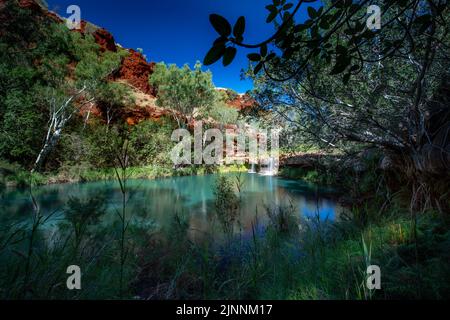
<box><xmin>260</xmin><ymin>157</ymin><xmax>278</xmax><ymax>176</ymax></box>
<box><xmin>268</xmin><ymin>158</ymin><xmax>274</xmax><ymax>173</ymax></box>
<box><xmin>249</xmin><ymin>163</ymin><xmax>257</xmax><ymax>174</ymax></box>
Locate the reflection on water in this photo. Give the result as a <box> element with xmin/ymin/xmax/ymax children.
<box><xmin>0</xmin><ymin>173</ymin><xmax>342</xmax><ymax>242</ymax></box>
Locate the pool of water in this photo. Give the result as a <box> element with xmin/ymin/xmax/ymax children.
<box><xmin>0</xmin><ymin>173</ymin><xmax>342</xmax><ymax>242</ymax></box>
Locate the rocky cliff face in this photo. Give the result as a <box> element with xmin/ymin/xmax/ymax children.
<box><xmin>219</xmin><ymin>89</ymin><xmax>256</xmax><ymax>111</ymax></box>
<box><xmin>113</xmin><ymin>49</ymin><xmax>157</xmax><ymax>96</ymax></box>
<box><xmin>78</xmin><ymin>20</ymin><xmax>117</xmax><ymax>52</ymax></box>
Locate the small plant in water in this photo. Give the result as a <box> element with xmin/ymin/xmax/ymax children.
<box><xmin>265</xmin><ymin>201</ymin><xmax>299</xmax><ymax>234</ymax></box>
<box><xmin>65</xmin><ymin>193</ymin><xmax>107</xmax><ymax>251</ymax></box>
<box><xmin>214</xmin><ymin>176</ymin><xmax>239</xmax><ymax>237</ymax></box>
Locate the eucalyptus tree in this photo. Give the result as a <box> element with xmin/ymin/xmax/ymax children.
<box><xmin>32</xmin><ymin>33</ymin><xmax>127</xmax><ymax>172</ymax></box>
<box><xmin>149</xmin><ymin>62</ymin><xmax>219</xmax><ymax>128</ymax></box>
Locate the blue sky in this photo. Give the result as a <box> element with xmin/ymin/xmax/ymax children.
<box><xmin>46</xmin><ymin>0</ymin><xmax>315</xmax><ymax>93</ymax></box>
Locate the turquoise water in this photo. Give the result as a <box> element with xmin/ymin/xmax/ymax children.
<box><xmin>0</xmin><ymin>173</ymin><xmax>342</xmax><ymax>241</ymax></box>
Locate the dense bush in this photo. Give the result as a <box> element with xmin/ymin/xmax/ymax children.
<box><xmin>128</xmin><ymin>118</ymin><xmax>176</xmax><ymax>167</ymax></box>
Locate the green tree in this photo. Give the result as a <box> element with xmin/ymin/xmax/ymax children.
<box><xmin>0</xmin><ymin>2</ymin><xmax>68</xmax><ymax>167</ymax></box>
<box><xmin>128</xmin><ymin>118</ymin><xmax>176</xmax><ymax>166</ymax></box>
<box><xmin>205</xmin><ymin>0</ymin><xmax>450</xmax><ymax>182</ymax></box>
<box><xmin>0</xmin><ymin>1</ymin><xmax>130</xmax><ymax>171</ymax></box>
<box><xmin>94</xmin><ymin>82</ymin><xmax>134</xmax><ymax>128</ymax></box>
<box><xmin>32</xmin><ymin>34</ymin><xmax>127</xmax><ymax>172</ymax></box>
<box><xmin>149</xmin><ymin>62</ymin><xmax>218</xmax><ymax>127</ymax></box>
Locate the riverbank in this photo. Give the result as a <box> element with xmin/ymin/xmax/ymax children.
<box><xmin>1</xmin><ymin>150</ymin><xmax>337</xmax><ymax>188</ymax></box>
<box><xmin>0</xmin><ymin>162</ymin><xmax>248</xmax><ymax>188</ymax></box>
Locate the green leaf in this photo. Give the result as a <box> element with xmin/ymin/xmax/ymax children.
<box><xmin>294</xmin><ymin>24</ymin><xmax>308</xmax><ymax>33</ymax></box>
<box><xmin>267</xmin><ymin>10</ymin><xmax>278</xmax><ymax>23</ymax></box>
<box><xmin>283</xmin><ymin>3</ymin><xmax>294</xmax><ymax>10</ymax></box>
<box><xmin>266</xmin><ymin>4</ymin><xmax>277</xmax><ymax>12</ymax></box>
<box><xmin>213</xmin><ymin>36</ymin><xmax>228</xmax><ymax>46</ymax></box>
<box><xmin>233</xmin><ymin>16</ymin><xmax>246</xmax><ymax>38</ymax></box>
<box><xmin>330</xmin><ymin>63</ymin><xmax>348</xmax><ymax>75</ymax></box>
<box><xmin>307</xmin><ymin>7</ymin><xmax>317</xmax><ymax>19</ymax></box>
<box><xmin>260</xmin><ymin>44</ymin><xmax>268</xmax><ymax>57</ymax></box>
<box><xmin>317</xmin><ymin>6</ymin><xmax>324</xmax><ymax>16</ymax></box>
<box><xmin>361</xmin><ymin>29</ymin><xmax>376</xmax><ymax>39</ymax></box>
<box><xmin>248</xmin><ymin>53</ymin><xmax>262</xmax><ymax>62</ymax></box>
<box><xmin>210</xmin><ymin>14</ymin><xmax>232</xmax><ymax>37</ymax></box>
<box><xmin>311</xmin><ymin>26</ymin><xmax>319</xmax><ymax>39</ymax></box>
<box><xmin>266</xmin><ymin>53</ymin><xmax>276</xmax><ymax>61</ymax></box>
<box><xmin>349</xmin><ymin>3</ymin><xmax>360</xmax><ymax>14</ymax></box>
<box><xmin>333</xmin><ymin>0</ymin><xmax>346</xmax><ymax>9</ymax></box>
<box><xmin>223</xmin><ymin>47</ymin><xmax>237</xmax><ymax>66</ymax></box>
<box><xmin>304</xmin><ymin>19</ymin><xmax>314</xmax><ymax>27</ymax></box>
<box><xmin>254</xmin><ymin>62</ymin><xmax>263</xmax><ymax>75</ymax></box>
<box><xmin>204</xmin><ymin>44</ymin><xmax>226</xmax><ymax>66</ymax></box>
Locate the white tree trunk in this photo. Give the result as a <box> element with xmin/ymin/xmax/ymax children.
<box><xmin>32</xmin><ymin>87</ymin><xmax>89</xmax><ymax>172</ymax></box>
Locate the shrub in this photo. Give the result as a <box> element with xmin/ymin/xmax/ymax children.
<box><xmin>128</xmin><ymin>118</ymin><xmax>175</xmax><ymax>167</ymax></box>
<box><xmin>214</xmin><ymin>176</ymin><xmax>240</xmax><ymax>234</ymax></box>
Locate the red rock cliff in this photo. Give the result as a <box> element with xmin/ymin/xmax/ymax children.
<box><xmin>78</xmin><ymin>20</ymin><xmax>117</xmax><ymax>52</ymax></box>
<box><xmin>114</xmin><ymin>49</ymin><xmax>157</xmax><ymax>96</ymax></box>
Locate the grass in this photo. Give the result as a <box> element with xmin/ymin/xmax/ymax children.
<box><xmin>279</xmin><ymin>167</ymin><xmax>339</xmax><ymax>186</ymax></box>
<box><xmin>0</xmin><ymin>194</ymin><xmax>139</xmax><ymax>299</ymax></box>
<box><xmin>3</xmin><ymin>198</ymin><xmax>447</xmax><ymax>300</ymax></box>
<box><xmin>0</xmin><ymin>161</ymin><xmax>248</xmax><ymax>187</ymax></box>
<box><xmin>132</xmin><ymin>180</ymin><xmax>450</xmax><ymax>300</ymax></box>
<box><xmin>1</xmin><ymin>161</ymin><xmax>448</xmax><ymax>300</ymax></box>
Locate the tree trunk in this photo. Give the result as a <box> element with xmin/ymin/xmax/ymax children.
<box><xmin>32</xmin><ymin>129</ymin><xmax>62</xmax><ymax>173</ymax></box>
